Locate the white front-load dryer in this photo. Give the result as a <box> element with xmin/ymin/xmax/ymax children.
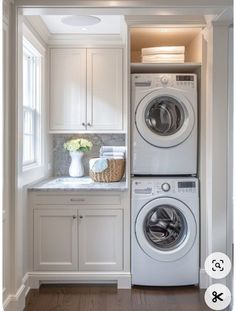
<box><xmin>132</xmin><ymin>177</ymin><xmax>199</xmax><ymax>286</ymax></box>
<box><xmin>132</xmin><ymin>73</ymin><xmax>197</xmax><ymax>175</ymax></box>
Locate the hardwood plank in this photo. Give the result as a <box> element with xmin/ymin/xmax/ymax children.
<box><xmin>24</xmin><ymin>284</ymin><xmax>211</xmax><ymax>311</ymax></box>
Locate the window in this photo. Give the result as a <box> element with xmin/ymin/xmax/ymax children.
<box><xmin>23</xmin><ymin>37</ymin><xmax>42</xmax><ymax>167</ymax></box>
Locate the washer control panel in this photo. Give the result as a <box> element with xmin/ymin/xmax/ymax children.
<box><xmin>133</xmin><ymin>179</ymin><xmax>197</xmax><ymax>195</ymax></box>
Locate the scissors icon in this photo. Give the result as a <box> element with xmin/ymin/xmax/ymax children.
<box><xmin>212</xmin><ymin>291</ymin><xmax>223</xmax><ymax>303</ymax></box>
<box><xmin>212</xmin><ymin>259</ymin><xmax>224</xmax><ymax>271</ymax></box>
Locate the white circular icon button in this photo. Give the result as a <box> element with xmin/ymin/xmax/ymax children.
<box><xmin>205</xmin><ymin>252</ymin><xmax>231</xmax><ymax>279</ymax></box>
<box><xmin>205</xmin><ymin>284</ymin><xmax>231</xmax><ymax>310</ymax></box>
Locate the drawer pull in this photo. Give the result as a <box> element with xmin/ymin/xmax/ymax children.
<box><xmin>72</xmin><ymin>215</ymin><xmax>77</xmax><ymax>219</ymax></box>
<box><xmin>70</xmin><ymin>198</ymin><xmax>85</xmax><ymax>202</ymax></box>
<box><xmin>79</xmin><ymin>216</ymin><xmax>83</xmax><ymax>219</ymax></box>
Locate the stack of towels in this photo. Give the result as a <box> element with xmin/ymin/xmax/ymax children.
<box><xmin>100</xmin><ymin>146</ymin><xmax>126</xmax><ymax>159</ymax></box>
<box><xmin>89</xmin><ymin>146</ymin><xmax>126</xmax><ymax>174</ymax></box>
<box><xmin>141</xmin><ymin>46</ymin><xmax>185</xmax><ymax>64</ymax></box>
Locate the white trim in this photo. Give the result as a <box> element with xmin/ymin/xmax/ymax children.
<box><xmin>24</xmin><ymin>15</ymin><xmax>50</xmax><ymax>43</ymax></box>
<box><xmin>28</xmin><ymin>272</ymin><xmax>131</xmax><ymax>289</ymax></box>
<box><xmin>3</xmin><ymin>271</ymin><xmax>131</xmax><ymax>311</ymax></box>
<box><xmin>3</xmin><ymin>273</ymin><xmax>30</xmax><ymax>311</ymax></box>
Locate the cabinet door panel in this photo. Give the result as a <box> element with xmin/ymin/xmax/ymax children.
<box><xmin>79</xmin><ymin>209</ymin><xmax>123</xmax><ymax>271</ymax></box>
<box><xmin>50</xmin><ymin>49</ymin><xmax>86</xmax><ymax>131</ymax></box>
<box><xmin>34</xmin><ymin>209</ymin><xmax>78</xmax><ymax>271</ymax></box>
<box><xmin>87</xmin><ymin>49</ymin><xmax>123</xmax><ymax>131</ymax></box>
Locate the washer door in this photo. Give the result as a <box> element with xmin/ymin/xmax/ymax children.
<box><xmin>135</xmin><ymin>89</ymin><xmax>195</xmax><ymax>148</ymax></box>
<box><xmin>135</xmin><ymin>197</ymin><xmax>197</xmax><ymax>262</ymax></box>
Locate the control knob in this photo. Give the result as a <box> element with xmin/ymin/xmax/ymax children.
<box><xmin>161</xmin><ymin>183</ymin><xmax>170</xmax><ymax>192</ymax></box>
<box><xmin>161</xmin><ymin>75</ymin><xmax>168</xmax><ymax>85</ymax></box>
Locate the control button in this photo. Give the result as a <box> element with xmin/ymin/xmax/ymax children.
<box><xmin>205</xmin><ymin>284</ymin><xmax>231</xmax><ymax>310</ymax></box>
<box><xmin>205</xmin><ymin>252</ymin><xmax>231</xmax><ymax>279</ymax></box>
<box><xmin>161</xmin><ymin>75</ymin><xmax>168</xmax><ymax>85</ymax></box>
<box><xmin>161</xmin><ymin>183</ymin><xmax>170</xmax><ymax>192</ymax></box>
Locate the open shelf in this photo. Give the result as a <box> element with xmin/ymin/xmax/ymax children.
<box><xmin>131</xmin><ymin>62</ymin><xmax>201</xmax><ymax>74</ymax></box>
<box><xmin>130</xmin><ymin>27</ymin><xmax>203</xmax><ymax>64</ymax></box>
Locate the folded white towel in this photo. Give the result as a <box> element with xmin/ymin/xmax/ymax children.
<box><xmin>101</xmin><ymin>157</ymin><xmax>124</xmax><ymax>160</ymax></box>
<box><xmin>100</xmin><ymin>146</ymin><xmax>126</xmax><ymax>157</ymax></box>
<box><xmin>142</xmin><ymin>54</ymin><xmax>184</xmax><ymax>63</ymax></box>
<box><xmin>141</xmin><ymin>46</ymin><xmax>185</xmax><ymax>55</ymax></box>
<box><xmin>102</xmin><ymin>152</ymin><xmax>125</xmax><ymax>158</ymax></box>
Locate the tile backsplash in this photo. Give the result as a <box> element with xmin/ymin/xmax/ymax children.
<box><xmin>53</xmin><ymin>134</ymin><xmax>126</xmax><ymax>176</ymax></box>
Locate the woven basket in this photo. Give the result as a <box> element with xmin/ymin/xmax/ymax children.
<box><xmin>90</xmin><ymin>158</ymin><xmax>125</xmax><ymax>183</ymax></box>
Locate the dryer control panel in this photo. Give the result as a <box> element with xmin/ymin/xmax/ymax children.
<box><xmin>133</xmin><ymin>74</ymin><xmax>196</xmax><ymax>89</ymax></box>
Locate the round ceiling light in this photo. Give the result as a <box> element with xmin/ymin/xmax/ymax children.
<box><xmin>61</xmin><ymin>15</ymin><xmax>101</xmax><ymax>27</ymax></box>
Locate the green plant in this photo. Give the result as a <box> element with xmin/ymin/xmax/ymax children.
<box><xmin>64</xmin><ymin>138</ymin><xmax>92</xmax><ymax>153</ymax></box>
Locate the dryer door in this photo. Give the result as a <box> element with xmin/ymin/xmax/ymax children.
<box><xmin>135</xmin><ymin>89</ymin><xmax>195</xmax><ymax>147</ymax></box>
<box><xmin>135</xmin><ymin>197</ymin><xmax>197</xmax><ymax>262</ymax></box>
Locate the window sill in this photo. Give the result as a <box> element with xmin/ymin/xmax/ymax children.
<box><xmin>22</xmin><ymin>163</ymin><xmax>46</xmax><ymax>186</ymax></box>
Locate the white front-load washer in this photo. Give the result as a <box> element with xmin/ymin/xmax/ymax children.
<box><xmin>132</xmin><ymin>73</ymin><xmax>197</xmax><ymax>175</ymax></box>
<box><xmin>132</xmin><ymin>177</ymin><xmax>199</xmax><ymax>286</ymax></box>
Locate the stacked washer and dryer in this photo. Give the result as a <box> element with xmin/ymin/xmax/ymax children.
<box><xmin>131</xmin><ymin>73</ymin><xmax>199</xmax><ymax>286</ymax></box>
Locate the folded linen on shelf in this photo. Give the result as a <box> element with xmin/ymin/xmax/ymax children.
<box><xmin>142</xmin><ymin>54</ymin><xmax>185</xmax><ymax>64</ymax></box>
<box><xmin>101</xmin><ymin>152</ymin><xmax>125</xmax><ymax>158</ymax></box>
<box><xmin>100</xmin><ymin>146</ymin><xmax>126</xmax><ymax>157</ymax></box>
<box><xmin>141</xmin><ymin>46</ymin><xmax>185</xmax><ymax>55</ymax></box>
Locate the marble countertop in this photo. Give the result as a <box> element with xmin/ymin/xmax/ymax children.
<box><xmin>28</xmin><ymin>177</ymin><xmax>128</xmax><ymax>192</ymax></box>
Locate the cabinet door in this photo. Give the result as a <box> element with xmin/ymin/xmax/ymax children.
<box><xmin>87</xmin><ymin>49</ymin><xmax>123</xmax><ymax>131</ymax></box>
<box><xmin>34</xmin><ymin>209</ymin><xmax>78</xmax><ymax>271</ymax></box>
<box><xmin>79</xmin><ymin>209</ymin><xmax>123</xmax><ymax>271</ymax></box>
<box><xmin>50</xmin><ymin>49</ymin><xmax>86</xmax><ymax>132</ymax></box>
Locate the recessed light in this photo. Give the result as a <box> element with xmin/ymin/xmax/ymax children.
<box><xmin>81</xmin><ymin>27</ymin><xmax>87</xmax><ymax>31</ymax></box>
<box><xmin>61</xmin><ymin>15</ymin><xmax>101</xmax><ymax>27</ymax></box>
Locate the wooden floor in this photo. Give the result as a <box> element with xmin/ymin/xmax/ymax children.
<box><xmin>24</xmin><ymin>284</ymin><xmax>210</xmax><ymax>311</ymax></box>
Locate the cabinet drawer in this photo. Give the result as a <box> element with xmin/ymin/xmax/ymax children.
<box><xmin>33</xmin><ymin>194</ymin><xmax>121</xmax><ymax>206</ymax></box>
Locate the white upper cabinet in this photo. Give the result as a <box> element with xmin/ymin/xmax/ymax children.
<box><xmin>50</xmin><ymin>49</ymin><xmax>86</xmax><ymax>132</ymax></box>
<box><xmin>87</xmin><ymin>49</ymin><xmax>123</xmax><ymax>131</ymax></box>
<box><xmin>50</xmin><ymin>48</ymin><xmax>123</xmax><ymax>133</ymax></box>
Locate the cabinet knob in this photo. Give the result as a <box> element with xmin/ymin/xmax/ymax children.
<box><xmin>82</xmin><ymin>122</ymin><xmax>86</xmax><ymax>127</ymax></box>
<box><xmin>87</xmin><ymin>122</ymin><xmax>91</xmax><ymax>127</ymax></box>
<box><xmin>79</xmin><ymin>216</ymin><xmax>83</xmax><ymax>219</ymax></box>
<box><xmin>72</xmin><ymin>215</ymin><xmax>77</xmax><ymax>219</ymax></box>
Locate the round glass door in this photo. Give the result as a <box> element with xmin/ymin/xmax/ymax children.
<box><xmin>144</xmin><ymin>205</ymin><xmax>187</xmax><ymax>251</ymax></box>
<box><xmin>135</xmin><ymin>89</ymin><xmax>195</xmax><ymax>148</ymax></box>
<box><xmin>145</xmin><ymin>96</ymin><xmax>184</xmax><ymax>136</ymax></box>
<box><xmin>135</xmin><ymin>197</ymin><xmax>197</xmax><ymax>262</ymax></box>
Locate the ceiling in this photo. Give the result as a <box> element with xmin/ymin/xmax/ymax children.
<box><xmin>40</xmin><ymin>15</ymin><xmax>122</xmax><ymax>34</ymax></box>
<box><xmin>131</xmin><ymin>27</ymin><xmax>202</xmax><ymax>51</ymax></box>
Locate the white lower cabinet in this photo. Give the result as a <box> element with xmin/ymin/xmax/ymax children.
<box><xmin>34</xmin><ymin>209</ymin><xmax>78</xmax><ymax>271</ymax></box>
<box><xmin>78</xmin><ymin>209</ymin><xmax>123</xmax><ymax>271</ymax></box>
<box><xmin>33</xmin><ymin>203</ymin><xmax>123</xmax><ymax>272</ymax></box>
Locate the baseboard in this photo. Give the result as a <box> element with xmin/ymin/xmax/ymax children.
<box><xmin>28</xmin><ymin>271</ymin><xmax>132</xmax><ymax>289</ymax></box>
<box><xmin>199</xmin><ymin>268</ymin><xmax>210</xmax><ymax>289</ymax></box>
<box><xmin>3</xmin><ymin>273</ymin><xmax>30</xmax><ymax>311</ymax></box>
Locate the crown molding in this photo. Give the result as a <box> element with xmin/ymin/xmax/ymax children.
<box><xmin>14</xmin><ymin>0</ymin><xmax>233</xmax><ymax>7</ymax></box>
<box><xmin>48</xmin><ymin>33</ymin><xmax>125</xmax><ymax>47</ymax></box>
<box><xmin>125</xmin><ymin>15</ymin><xmax>206</xmax><ymax>27</ymax></box>
<box><xmin>24</xmin><ymin>15</ymin><xmax>50</xmax><ymax>43</ymax></box>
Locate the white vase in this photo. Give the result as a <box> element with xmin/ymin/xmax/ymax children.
<box><xmin>69</xmin><ymin>151</ymin><xmax>84</xmax><ymax>177</ymax></box>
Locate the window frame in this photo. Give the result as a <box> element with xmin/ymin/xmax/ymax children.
<box><xmin>21</xmin><ymin>24</ymin><xmax>46</xmax><ymax>181</ymax></box>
